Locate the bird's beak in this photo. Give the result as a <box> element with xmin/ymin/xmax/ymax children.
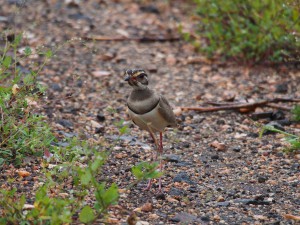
<box><xmin>124</xmin><ymin>75</ymin><xmax>131</xmax><ymax>81</ymax></box>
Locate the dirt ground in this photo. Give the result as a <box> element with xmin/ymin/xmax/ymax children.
<box><xmin>1</xmin><ymin>0</ymin><xmax>299</xmax><ymax>224</ymax></box>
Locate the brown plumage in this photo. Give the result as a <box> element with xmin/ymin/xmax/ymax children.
<box><xmin>124</xmin><ymin>69</ymin><xmax>177</xmax><ymax>192</ymax></box>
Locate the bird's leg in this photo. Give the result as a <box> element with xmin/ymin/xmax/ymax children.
<box><xmin>144</xmin><ymin>129</ymin><xmax>159</xmax><ymax>191</ymax></box>
<box><xmin>158</xmin><ymin>132</ymin><xmax>164</xmax><ymax>192</ymax></box>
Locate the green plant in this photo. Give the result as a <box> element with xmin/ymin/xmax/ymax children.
<box><xmin>0</xmin><ymin>140</ymin><xmax>119</xmax><ymax>224</ymax></box>
<box><xmin>260</xmin><ymin>125</ymin><xmax>300</xmax><ymax>152</ymax></box>
<box><xmin>114</xmin><ymin>119</ymin><xmax>130</xmax><ymax>135</ymax></box>
<box><xmin>0</xmin><ymin>188</ymin><xmax>27</xmax><ymax>225</ymax></box>
<box><xmin>0</xmin><ymin>32</ymin><xmax>55</xmax><ymax>166</ymax></box>
<box><xmin>47</xmin><ymin>138</ymin><xmax>119</xmax><ymax>224</ymax></box>
<box><xmin>183</xmin><ymin>0</ymin><xmax>300</xmax><ymax>63</ymax></box>
<box><xmin>0</xmin><ymin>20</ymin><xmax>119</xmax><ymax>225</ymax></box>
<box><xmin>291</xmin><ymin>105</ymin><xmax>300</xmax><ymax>121</ymax></box>
<box><xmin>131</xmin><ymin>161</ymin><xmax>163</xmax><ymax>188</ymax></box>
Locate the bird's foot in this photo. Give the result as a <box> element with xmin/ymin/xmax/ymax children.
<box><xmin>143</xmin><ymin>179</ymin><xmax>153</xmax><ymax>191</ymax></box>
<box><xmin>156</xmin><ymin>177</ymin><xmax>164</xmax><ymax>194</ymax></box>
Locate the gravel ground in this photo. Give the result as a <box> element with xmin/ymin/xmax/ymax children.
<box><xmin>0</xmin><ymin>1</ymin><xmax>299</xmax><ymax>224</ymax></box>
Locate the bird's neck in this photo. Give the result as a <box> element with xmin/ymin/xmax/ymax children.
<box><xmin>132</xmin><ymin>84</ymin><xmax>149</xmax><ymax>91</ymax></box>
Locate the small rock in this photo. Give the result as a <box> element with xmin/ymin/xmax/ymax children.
<box><xmin>95</xmin><ymin>126</ymin><xmax>105</xmax><ymax>134</ymax></box>
<box><xmin>234</xmin><ymin>198</ymin><xmax>271</xmax><ymax>205</ymax></box>
<box><xmin>91</xmin><ymin>120</ymin><xmax>101</xmax><ymax>128</ymax></box>
<box><xmin>232</xmin><ymin>146</ymin><xmax>241</xmax><ymax>152</ymax></box>
<box><xmin>136</xmin><ymin>221</ymin><xmax>150</xmax><ymax>225</ymax></box>
<box><xmin>174</xmin><ymin>161</ymin><xmax>192</xmax><ymax>167</ymax></box>
<box><xmin>23</xmin><ymin>204</ymin><xmax>34</xmax><ymax>210</ymax></box>
<box><xmin>166</xmin><ymin>55</ymin><xmax>177</xmax><ymax>66</ymax></box>
<box><xmin>57</xmin><ymin>119</ymin><xmax>73</xmax><ymax>129</ymax></box>
<box><xmin>92</xmin><ymin>70</ymin><xmax>111</xmax><ymax>78</ymax></box>
<box><xmin>271</xmin><ymin>110</ymin><xmax>285</xmax><ymax>120</ymax></box>
<box><xmin>169</xmin><ymin>188</ymin><xmax>184</xmax><ymax>196</ymax></box>
<box><xmin>173</xmin><ymin>107</ymin><xmax>182</xmax><ymax>116</ymax></box>
<box><xmin>213</xmin><ymin>215</ymin><xmax>220</xmax><ymax>221</ymax></box>
<box><xmin>50</xmin><ymin>83</ymin><xmax>63</xmax><ymax>92</ymax></box>
<box><xmin>210</xmin><ymin>140</ymin><xmax>226</xmax><ymax>151</ymax></box>
<box><xmin>167</xmin><ymin>197</ymin><xmax>179</xmax><ymax>203</ymax></box>
<box><xmin>139</xmin><ymin>5</ymin><xmax>160</xmax><ymax>14</ymax></box>
<box><xmin>96</xmin><ymin>113</ymin><xmax>106</xmax><ymax>122</ymax></box>
<box><xmin>170</xmin><ymin>212</ymin><xmax>200</xmax><ymax>223</ymax></box>
<box><xmin>148</xmin><ymin>214</ymin><xmax>159</xmax><ymax>220</ymax></box>
<box><xmin>258</xmin><ymin>176</ymin><xmax>268</xmax><ymax>183</ymax></box>
<box><xmin>216</xmin><ymin>196</ymin><xmax>225</xmax><ymax>202</ymax></box>
<box><xmin>141</xmin><ymin>203</ymin><xmax>153</xmax><ymax>212</ymax></box>
<box><xmin>217</xmin><ymin>201</ymin><xmax>230</xmax><ymax>207</ymax></box>
<box><xmin>211</xmin><ymin>155</ymin><xmax>219</xmax><ymax>160</ymax></box>
<box><xmin>164</xmin><ymin>154</ymin><xmax>180</xmax><ymax>163</ymax></box>
<box><xmin>275</xmin><ymin>82</ymin><xmax>288</xmax><ymax>93</ymax></box>
<box><xmin>156</xmin><ymin>192</ymin><xmax>166</xmax><ymax>200</ymax></box>
<box><xmin>188</xmin><ymin>186</ymin><xmax>198</xmax><ymax>193</ymax></box>
<box><xmin>253</xmin><ymin>215</ymin><xmax>268</xmax><ymax>221</ymax></box>
<box><xmin>200</xmin><ymin>216</ymin><xmax>210</xmax><ymax>222</ymax></box>
<box><xmin>173</xmin><ymin>172</ymin><xmax>195</xmax><ymax>184</ymax></box>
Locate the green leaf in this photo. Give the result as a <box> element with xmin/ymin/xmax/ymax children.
<box><xmin>132</xmin><ymin>164</ymin><xmax>144</xmax><ymax>180</ymax></box>
<box><xmin>291</xmin><ymin>105</ymin><xmax>300</xmax><ymax>121</ymax></box>
<box><xmin>45</xmin><ymin>50</ymin><xmax>53</xmax><ymax>58</ymax></box>
<box><xmin>3</xmin><ymin>56</ymin><xmax>12</xmax><ymax>68</ymax></box>
<box><xmin>0</xmin><ymin>158</ymin><xmax>4</xmax><ymax>166</ymax></box>
<box><xmin>24</xmin><ymin>46</ymin><xmax>32</xmax><ymax>56</ymax></box>
<box><xmin>91</xmin><ymin>155</ymin><xmax>104</xmax><ymax>172</ymax></box>
<box><xmin>14</xmin><ymin>33</ymin><xmax>22</xmax><ymax>46</ymax></box>
<box><xmin>102</xmin><ymin>183</ymin><xmax>119</xmax><ymax>206</ymax></box>
<box><xmin>79</xmin><ymin>206</ymin><xmax>95</xmax><ymax>223</ymax></box>
<box><xmin>81</xmin><ymin>170</ymin><xmax>92</xmax><ymax>185</ymax></box>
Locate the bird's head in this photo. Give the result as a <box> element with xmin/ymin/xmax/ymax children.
<box><xmin>124</xmin><ymin>69</ymin><xmax>148</xmax><ymax>90</ymax></box>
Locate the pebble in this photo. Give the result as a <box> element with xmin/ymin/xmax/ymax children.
<box><xmin>169</xmin><ymin>187</ymin><xmax>184</xmax><ymax>196</ymax></box>
<box><xmin>96</xmin><ymin>113</ymin><xmax>106</xmax><ymax>122</ymax></box>
<box><xmin>232</xmin><ymin>146</ymin><xmax>241</xmax><ymax>152</ymax></box>
<box><xmin>164</xmin><ymin>154</ymin><xmax>180</xmax><ymax>163</ymax></box>
<box><xmin>258</xmin><ymin>175</ymin><xmax>268</xmax><ymax>183</ymax></box>
<box><xmin>170</xmin><ymin>212</ymin><xmax>200</xmax><ymax>223</ymax></box>
<box><xmin>141</xmin><ymin>203</ymin><xmax>152</xmax><ymax>212</ymax></box>
<box><xmin>211</xmin><ymin>155</ymin><xmax>219</xmax><ymax>160</ymax></box>
<box><xmin>173</xmin><ymin>172</ymin><xmax>195</xmax><ymax>184</ymax></box>
<box><xmin>217</xmin><ymin>201</ymin><xmax>230</xmax><ymax>207</ymax></box>
<box><xmin>57</xmin><ymin>119</ymin><xmax>73</xmax><ymax>129</ymax></box>
<box><xmin>50</xmin><ymin>83</ymin><xmax>63</xmax><ymax>92</ymax></box>
<box><xmin>275</xmin><ymin>82</ymin><xmax>288</xmax><ymax>93</ymax></box>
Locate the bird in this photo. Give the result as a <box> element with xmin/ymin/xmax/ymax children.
<box><xmin>124</xmin><ymin>69</ymin><xmax>177</xmax><ymax>192</ymax></box>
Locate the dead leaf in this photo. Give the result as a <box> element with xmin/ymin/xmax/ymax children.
<box><xmin>18</xmin><ymin>170</ymin><xmax>30</xmax><ymax>178</ymax></box>
<box><xmin>283</xmin><ymin>214</ymin><xmax>300</xmax><ymax>221</ymax></box>
<box><xmin>12</xmin><ymin>84</ymin><xmax>19</xmax><ymax>95</ymax></box>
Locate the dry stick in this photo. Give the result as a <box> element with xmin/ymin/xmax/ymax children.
<box><xmin>83</xmin><ymin>35</ymin><xmax>181</xmax><ymax>42</ymax></box>
<box><xmin>266</xmin><ymin>103</ymin><xmax>292</xmax><ymax>111</ymax></box>
<box><xmin>181</xmin><ymin>100</ymin><xmax>296</xmax><ymax>112</ymax></box>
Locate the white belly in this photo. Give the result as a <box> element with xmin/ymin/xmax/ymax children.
<box><xmin>128</xmin><ymin>104</ymin><xmax>168</xmax><ymax>133</ymax></box>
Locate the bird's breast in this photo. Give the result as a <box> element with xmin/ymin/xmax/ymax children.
<box><xmin>128</xmin><ymin>104</ymin><xmax>168</xmax><ymax>133</ymax></box>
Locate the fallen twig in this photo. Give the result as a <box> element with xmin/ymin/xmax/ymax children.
<box><xmin>181</xmin><ymin>98</ymin><xmax>300</xmax><ymax>113</ymax></box>
<box><xmin>84</xmin><ymin>35</ymin><xmax>181</xmax><ymax>42</ymax></box>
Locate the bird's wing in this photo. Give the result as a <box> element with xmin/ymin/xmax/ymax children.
<box><xmin>158</xmin><ymin>95</ymin><xmax>177</xmax><ymax>127</ymax></box>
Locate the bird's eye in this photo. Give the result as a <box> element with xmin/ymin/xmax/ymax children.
<box><xmin>138</xmin><ymin>73</ymin><xmax>146</xmax><ymax>79</ymax></box>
